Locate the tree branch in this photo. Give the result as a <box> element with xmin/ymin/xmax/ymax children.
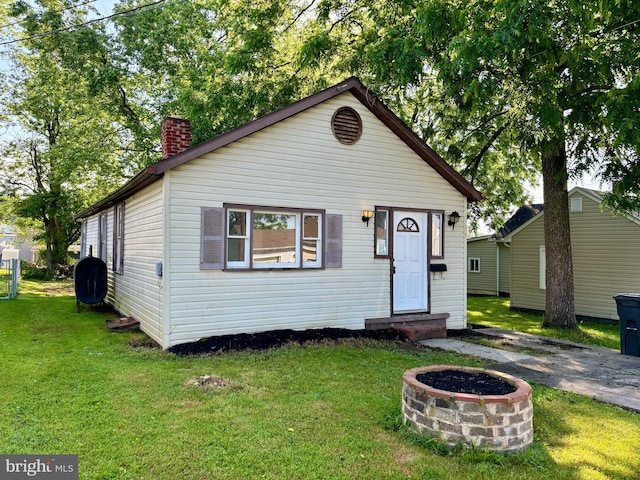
<box><xmin>281</xmin><ymin>0</ymin><xmax>317</xmax><ymax>35</ymax></box>
<box><xmin>463</xmin><ymin>109</ymin><xmax>509</xmax><ymax>141</ymax></box>
<box><xmin>463</xmin><ymin>123</ymin><xmax>509</xmax><ymax>180</ymax></box>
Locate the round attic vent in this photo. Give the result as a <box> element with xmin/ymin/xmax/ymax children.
<box><xmin>331</xmin><ymin>107</ymin><xmax>362</xmax><ymax>145</ymax></box>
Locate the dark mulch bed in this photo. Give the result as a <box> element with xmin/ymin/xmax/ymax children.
<box><xmin>416</xmin><ymin>370</ymin><xmax>517</xmax><ymax>395</ymax></box>
<box><xmin>168</xmin><ymin>327</ymin><xmax>408</xmax><ymax>356</ymax></box>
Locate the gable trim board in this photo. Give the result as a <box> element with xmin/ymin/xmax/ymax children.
<box><xmin>76</xmin><ymin>77</ymin><xmax>481</xmax><ymax>349</ymax></box>
<box><xmin>508</xmin><ymin>186</ymin><xmax>640</xmax><ymax>321</ymax></box>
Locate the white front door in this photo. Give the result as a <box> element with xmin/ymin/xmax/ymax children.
<box><xmin>393</xmin><ymin>212</ymin><xmax>428</xmax><ymax>313</ymax></box>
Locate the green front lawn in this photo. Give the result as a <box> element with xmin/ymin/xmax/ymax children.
<box><xmin>0</xmin><ymin>281</ymin><xmax>638</xmax><ymax>479</ymax></box>
<box><xmin>467</xmin><ymin>296</ymin><xmax>621</xmax><ymax>350</ymax></box>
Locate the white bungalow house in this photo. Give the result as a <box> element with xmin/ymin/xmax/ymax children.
<box><xmin>75</xmin><ymin>77</ymin><xmax>482</xmax><ymax>349</ymax></box>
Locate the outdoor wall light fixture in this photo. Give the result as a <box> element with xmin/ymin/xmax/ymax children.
<box><xmin>448</xmin><ymin>211</ymin><xmax>461</xmax><ymax>229</ymax></box>
<box><xmin>362</xmin><ymin>210</ymin><xmax>374</xmax><ymax>226</ymax></box>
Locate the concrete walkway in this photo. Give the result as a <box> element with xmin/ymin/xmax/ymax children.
<box><xmin>420</xmin><ymin>327</ymin><xmax>640</xmax><ymax>413</ymax></box>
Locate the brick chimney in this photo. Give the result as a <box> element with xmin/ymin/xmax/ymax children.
<box><xmin>161</xmin><ymin>116</ymin><xmax>191</xmax><ymax>159</ymax></box>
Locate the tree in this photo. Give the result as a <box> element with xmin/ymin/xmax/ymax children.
<box><xmin>300</xmin><ymin>0</ymin><xmax>639</xmax><ymax>328</ymax></box>
<box><xmin>112</xmin><ymin>0</ymin><xmax>325</xmax><ymax>143</ymax></box>
<box><xmin>0</xmin><ymin>0</ymin><xmax>148</xmax><ymax>274</ymax></box>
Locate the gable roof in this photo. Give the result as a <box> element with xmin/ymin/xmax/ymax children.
<box><xmin>493</xmin><ymin>204</ymin><xmax>544</xmax><ymax>240</ymax></box>
<box><xmin>503</xmin><ymin>186</ymin><xmax>640</xmax><ymax>241</ymax></box>
<box><xmin>76</xmin><ymin>77</ymin><xmax>482</xmax><ymax>219</ymax></box>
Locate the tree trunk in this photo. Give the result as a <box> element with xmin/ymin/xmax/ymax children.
<box><xmin>541</xmin><ymin>141</ymin><xmax>577</xmax><ymax>328</ymax></box>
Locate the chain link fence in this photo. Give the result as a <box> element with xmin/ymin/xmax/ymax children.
<box><xmin>0</xmin><ymin>259</ymin><xmax>19</xmax><ymax>300</ymax></box>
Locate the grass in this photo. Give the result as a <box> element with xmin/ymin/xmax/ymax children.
<box><xmin>0</xmin><ymin>267</ymin><xmax>11</xmax><ymax>298</ymax></box>
<box><xmin>1</xmin><ymin>281</ymin><xmax>639</xmax><ymax>479</ymax></box>
<box><xmin>467</xmin><ymin>296</ymin><xmax>621</xmax><ymax>350</ymax></box>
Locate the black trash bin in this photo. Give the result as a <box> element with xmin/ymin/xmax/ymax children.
<box><xmin>613</xmin><ymin>293</ymin><xmax>640</xmax><ymax>356</ymax></box>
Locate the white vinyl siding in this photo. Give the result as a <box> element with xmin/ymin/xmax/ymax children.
<box><xmin>83</xmin><ymin>216</ymin><xmax>99</xmax><ymax>258</ymax></box>
<box><xmin>163</xmin><ymin>93</ymin><xmax>468</xmax><ymax>347</ymax></box>
<box><xmin>84</xmin><ymin>182</ymin><xmax>165</xmax><ymax>345</ymax></box>
<box><xmin>115</xmin><ymin>181</ymin><xmax>165</xmax><ymax>345</ymax></box>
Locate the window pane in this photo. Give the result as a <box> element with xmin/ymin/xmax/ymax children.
<box><xmin>304</xmin><ymin>215</ymin><xmax>319</xmax><ymax>238</ymax></box>
<box><xmin>228</xmin><ymin>238</ymin><xmax>246</xmax><ymax>262</ymax></box>
<box><xmin>431</xmin><ymin>213</ymin><xmax>443</xmax><ymax>257</ymax></box>
<box><xmin>228</xmin><ymin>211</ymin><xmax>247</xmax><ymax>236</ymax></box>
<box><xmin>303</xmin><ymin>215</ymin><xmax>320</xmax><ymax>264</ymax></box>
<box><xmin>303</xmin><ymin>240</ymin><xmax>317</xmax><ymax>262</ymax></box>
<box><xmin>375</xmin><ymin>210</ymin><xmax>388</xmax><ymax>256</ymax></box>
<box><xmin>253</xmin><ymin>213</ymin><xmax>298</xmax><ymax>266</ymax></box>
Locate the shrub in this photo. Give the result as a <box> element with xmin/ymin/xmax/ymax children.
<box><xmin>20</xmin><ymin>260</ymin><xmax>50</xmax><ymax>280</ymax></box>
<box><xmin>19</xmin><ymin>261</ymin><xmax>74</xmax><ymax>280</ymax></box>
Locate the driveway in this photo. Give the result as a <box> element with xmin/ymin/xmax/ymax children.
<box><xmin>421</xmin><ymin>327</ymin><xmax>640</xmax><ymax>412</ymax></box>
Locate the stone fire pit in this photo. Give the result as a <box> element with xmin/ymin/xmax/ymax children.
<box><xmin>402</xmin><ymin>365</ymin><xmax>533</xmax><ymax>452</ymax></box>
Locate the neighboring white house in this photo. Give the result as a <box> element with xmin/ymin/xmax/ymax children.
<box><xmin>507</xmin><ymin>187</ymin><xmax>640</xmax><ymax>321</ymax></box>
<box><xmin>76</xmin><ymin>77</ymin><xmax>482</xmax><ymax>349</ymax></box>
<box><xmin>0</xmin><ymin>226</ymin><xmax>39</xmax><ymax>262</ymax></box>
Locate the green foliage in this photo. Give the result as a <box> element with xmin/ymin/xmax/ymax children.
<box><xmin>0</xmin><ymin>0</ymin><xmax>156</xmax><ymax>271</ymax></box>
<box><xmin>19</xmin><ymin>260</ymin><xmax>49</xmax><ymax>281</ymax></box>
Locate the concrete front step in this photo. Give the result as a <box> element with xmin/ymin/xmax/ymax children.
<box><xmin>365</xmin><ymin>313</ymin><xmax>449</xmax><ymax>330</ymax></box>
<box><xmin>392</xmin><ymin>324</ymin><xmax>447</xmax><ymax>341</ymax></box>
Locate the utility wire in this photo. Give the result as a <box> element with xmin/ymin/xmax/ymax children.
<box><xmin>0</xmin><ymin>0</ymin><xmax>171</xmax><ymax>46</ymax></box>
<box><xmin>0</xmin><ymin>0</ymin><xmax>101</xmax><ymax>32</ymax></box>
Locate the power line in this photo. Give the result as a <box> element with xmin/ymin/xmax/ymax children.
<box><xmin>0</xmin><ymin>0</ymin><xmax>101</xmax><ymax>32</ymax></box>
<box><xmin>0</xmin><ymin>0</ymin><xmax>171</xmax><ymax>46</ymax></box>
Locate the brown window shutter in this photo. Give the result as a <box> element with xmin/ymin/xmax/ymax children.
<box><xmin>201</xmin><ymin>207</ymin><xmax>224</xmax><ymax>270</ymax></box>
<box><xmin>325</xmin><ymin>214</ymin><xmax>342</xmax><ymax>268</ymax></box>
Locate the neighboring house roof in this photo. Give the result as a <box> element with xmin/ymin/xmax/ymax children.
<box><xmin>467</xmin><ymin>234</ymin><xmax>493</xmax><ymax>243</ymax></box>
<box><xmin>467</xmin><ymin>204</ymin><xmax>543</xmax><ymax>244</ymax></box>
<box><xmin>493</xmin><ymin>204</ymin><xmax>544</xmax><ymax>240</ymax></box>
<box><xmin>502</xmin><ymin>186</ymin><xmax>640</xmax><ymax>241</ymax></box>
<box><xmin>76</xmin><ymin>77</ymin><xmax>482</xmax><ymax>219</ymax></box>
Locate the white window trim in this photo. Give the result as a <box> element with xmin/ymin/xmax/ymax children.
<box><xmin>468</xmin><ymin>257</ymin><xmax>481</xmax><ymax>273</ymax></box>
<box><xmin>227</xmin><ymin>209</ymin><xmax>250</xmax><ymax>269</ymax></box>
<box><xmin>570</xmin><ymin>197</ymin><xmax>583</xmax><ymax>213</ymax></box>
<box><xmin>225</xmin><ymin>206</ymin><xmax>324</xmax><ymax>270</ymax></box>
<box><xmin>374</xmin><ymin>209</ymin><xmax>389</xmax><ymax>257</ymax></box>
<box><xmin>302</xmin><ymin>213</ymin><xmax>322</xmax><ymax>268</ymax></box>
<box><xmin>113</xmin><ymin>203</ymin><xmax>124</xmax><ymax>274</ymax></box>
<box><xmin>431</xmin><ymin>212</ymin><xmax>444</xmax><ymax>258</ymax></box>
<box><xmin>98</xmin><ymin>213</ymin><xmax>108</xmax><ymax>263</ymax></box>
